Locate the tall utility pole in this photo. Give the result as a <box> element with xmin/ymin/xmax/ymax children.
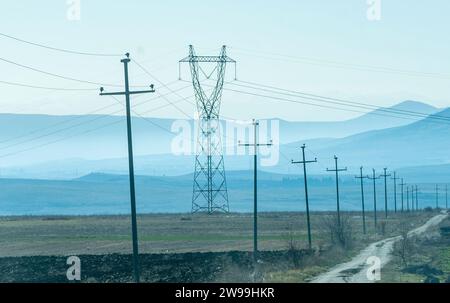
<box><xmin>411</xmin><ymin>185</ymin><xmax>415</xmax><ymax>212</ymax></box>
<box><xmin>436</xmin><ymin>184</ymin><xmax>439</xmax><ymax>209</ymax></box>
<box><xmin>239</xmin><ymin>120</ymin><xmax>272</xmax><ymax>265</ymax></box>
<box><xmin>406</xmin><ymin>186</ymin><xmax>410</xmax><ymax>212</ymax></box>
<box><xmin>327</xmin><ymin>156</ymin><xmax>347</xmax><ymax>227</ymax></box>
<box><xmin>367</xmin><ymin>169</ymin><xmax>380</xmax><ymax>229</ymax></box>
<box><xmin>100</xmin><ymin>53</ymin><xmax>155</xmax><ymax>283</ymax></box>
<box><xmin>355</xmin><ymin>167</ymin><xmax>369</xmax><ymax>234</ymax></box>
<box><xmin>180</xmin><ymin>45</ymin><xmax>236</xmax><ymax>214</ymax></box>
<box><xmin>399</xmin><ymin>179</ymin><xmax>406</xmax><ymax>212</ymax></box>
<box><xmin>445</xmin><ymin>184</ymin><xmax>448</xmax><ymax>209</ymax></box>
<box><xmin>380</xmin><ymin>168</ymin><xmax>391</xmax><ymax>218</ymax></box>
<box><xmin>391</xmin><ymin>172</ymin><xmax>400</xmax><ymax>213</ymax></box>
<box><xmin>292</xmin><ymin>144</ymin><xmax>317</xmax><ymax>250</ymax></box>
<box><xmin>416</xmin><ymin>185</ymin><xmax>419</xmax><ymax>211</ymax></box>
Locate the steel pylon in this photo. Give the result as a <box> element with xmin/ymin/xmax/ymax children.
<box><xmin>180</xmin><ymin>45</ymin><xmax>235</xmax><ymax>214</ymax></box>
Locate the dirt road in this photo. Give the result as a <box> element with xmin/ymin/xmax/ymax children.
<box><xmin>311</xmin><ymin>212</ymin><xmax>448</xmax><ymax>283</ymax></box>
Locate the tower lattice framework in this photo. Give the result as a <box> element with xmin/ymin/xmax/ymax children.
<box><xmin>180</xmin><ymin>45</ymin><xmax>235</xmax><ymax>213</ymax></box>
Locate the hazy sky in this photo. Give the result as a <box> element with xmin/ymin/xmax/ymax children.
<box><xmin>1</xmin><ymin>0</ymin><xmax>450</xmax><ymax>121</ymax></box>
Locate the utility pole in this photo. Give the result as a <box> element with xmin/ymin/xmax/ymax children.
<box><xmin>367</xmin><ymin>169</ymin><xmax>380</xmax><ymax>229</ymax></box>
<box><xmin>406</xmin><ymin>186</ymin><xmax>410</xmax><ymax>212</ymax></box>
<box><xmin>391</xmin><ymin>172</ymin><xmax>400</xmax><ymax>213</ymax></box>
<box><xmin>355</xmin><ymin>167</ymin><xmax>369</xmax><ymax>234</ymax></box>
<box><xmin>380</xmin><ymin>168</ymin><xmax>391</xmax><ymax>218</ymax></box>
<box><xmin>436</xmin><ymin>184</ymin><xmax>439</xmax><ymax>209</ymax></box>
<box><xmin>445</xmin><ymin>184</ymin><xmax>449</xmax><ymax>209</ymax></box>
<box><xmin>239</xmin><ymin>120</ymin><xmax>272</xmax><ymax>265</ymax></box>
<box><xmin>411</xmin><ymin>185</ymin><xmax>415</xmax><ymax>212</ymax></box>
<box><xmin>327</xmin><ymin>156</ymin><xmax>347</xmax><ymax>227</ymax></box>
<box><xmin>292</xmin><ymin>144</ymin><xmax>317</xmax><ymax>250</ymax></box>
<box><xmin>399</xmin><ymin>179</ymin><xmax>406</xmax><ymax>212</ymax></box>
<box><xmin>416</xmin><ymin>185</ymin><xmax>419</xmax><ymax>211</ymax></box>
<box><xmin>100</xmin><ymin>53</ymin><xmax>155</xmax><ymax>283</ymax></box>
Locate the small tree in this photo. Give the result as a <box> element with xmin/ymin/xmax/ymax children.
<box><xmin>393</xmin><ymin>223</ymin><xmax>411</xmax><ymax>267</ymax></box>
<box><xmin>284</xmin><ymin>225</ymin><xmax>302</xmax><ymax>268</ymax></box>
<box><xmin>322</xmin><ymin>213</ymin><xmax>353</xmax><ymax>249</ymax></box>
<box><xmin>378</xmin><ymin>220</ymin><xmax>387</xmax><ymax>236</ymax></box>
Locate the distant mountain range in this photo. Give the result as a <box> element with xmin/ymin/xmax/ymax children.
<box><xmin>277</xmin><ymin>107</ymin><xmax>450</xmax><ymax>173</ymax></box>
<box><xmin>0</xmin><ymin>100</ymin><xmax>446</xmax><ymax>179</ymax></box>
<box><xmin>278</xmin><ymin>100</ymin><xmax>439</xmax><ymax>143</ymax></box>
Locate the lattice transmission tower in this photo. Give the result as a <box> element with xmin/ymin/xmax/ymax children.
<box><xmin>179</xmin><ymin>45</ymin><xmax>236</xmax><ymax>214</ymax></box>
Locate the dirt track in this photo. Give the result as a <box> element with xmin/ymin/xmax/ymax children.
<box><xmin>310</xmin><ymin>212</ymin><xmax>449</xmax><ymax>283</ymax></box>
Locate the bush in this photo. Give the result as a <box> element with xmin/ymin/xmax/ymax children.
<box><xmin>284</xmin><ymin>225</ymin><xmax>302</xmax><ymax>268</ymax></box>
<box><xmin>322</xmin><ymin>213</ymin><xmax>353</xmax><ymax>249</ymax></box>
<box><xmin>393</xmin><ymin>223</ymin><xmax>413</xmax><ymax>267</ymax></box>
<box><xmin>378</xmin><ymin>220</ymin><xmax>387</xmax><ymax>236</ymax></box>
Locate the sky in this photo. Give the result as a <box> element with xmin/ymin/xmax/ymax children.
<box><xmin>1</xmin><ymin>0</ymin><xmax>450</xmax><ymax>121</ymax></box>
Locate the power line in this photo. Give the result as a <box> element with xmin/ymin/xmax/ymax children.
<box><xmin>232</xmin><ymin>80</ymin><xmax>450</xmax><ymax>123</ymax></box>
<box><xmin>220</xmin><ymin>85</ymin><xmax>424</xmax><ymax>122</ymax></box>
<box><xmin>0</xmin><ymin>119</ymin><xmax>124</xmax><ymax>159</ymax></box>
<box><xmin>0</xmin><ymin>84</ymin><xmax>194</xmax><ymax>154</ymax></box>
<box><xmin>133</xmin><ymin>60</ymin><xmax>243</xmax><ymax>151</ymax></box>
<box><xmin>0</xmin><ymin>56</ymin><xmax>148</xmax><ymax>88</ymax></box>
<box><xmin>217</xmin><ymin>83</ymin><xmax>450</xmax><ymax>126</ymax></box>
<box><xmin>132</xmin><ymin>59</ymin><xmax>194</xmax><ymax>119</ymax></box>
<box><xmin>0</xmin><ymin>32</ymin><xmax>122</xmax><ymax>57</ymax></box>
<box><xmin>0</xmin><ymin>81</ymin><xmax>188</xmax><ymax>147</ymax></box>
<box><xmin>230</xmin><ymin>47</ymin><xmax>450</xmax><ymax>80</ymax></box>
<box><xmin>108</xmin><ymin>96</ymin><xmax>175</xmax><ymax>135</ymax></box>
<box><xmin>0</xmin><ymin>80</ymin><xmax>97</xmax><ymax>91</ymax></box>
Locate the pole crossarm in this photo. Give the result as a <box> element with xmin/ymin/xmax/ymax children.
<box><xmin>355</xmin><ymin>167</ymin><xmax>369</xmax><ymax>234</ymax></box>
<box><xmin>367</xmin><ymin>169</ymin><xmax>381</xmax><ymax>228</ymax></box>
<box><xmin>100</xmin><ymin>88</ymin><xmax>155</xmax><ymax>96</ymax></box>
<box><xmin>379</xmin><ymin>168</ymin><xmax>391</xmax><ymax>218</ymax></box>
<box><xmin>291</xmin><ymin>144</ymin><xmax>317</xmax><ymax>249</ymax></box>
<box><xmin>239</xmin><ymin>119</ymin><xmax>272</xmax><ymax>266</ymax></box>
<box><xmin>99</xmin><ymin>53</ymin><xmax>155</xmax><ymax>284</ymax></box>
<box><xmin>391</xmin><ymin>172</ymin><xmax>400</xmax><ymax>213</ymax></box>
<box><xmin>326</xmin><ymin>156</ymin><xmax>347</xmax><ymax>226</ymax></box>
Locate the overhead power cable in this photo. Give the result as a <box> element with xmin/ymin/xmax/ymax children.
<box><xmin>132</xmin><ymin>59</ymin><xmax>194</xmax><ymax>119</ymax></box>
<box><xmin>230</xmin><ymin>47</ymin><xmax>450</xmax><ymax>80</ymax></box>
<box><xmin>185</xmin><ymin>79</ymin><xmax>450</xmax><ymax>125</ymax></box>
<box><xmin>0</xmin><ymin>82</ymin><xmax>192</xmax><ymax>149</ymax></box>
<box><xmin>0</xmin><ymin>56</ymin><xmax>148</xmax><ymax>88</ymax></box>
<box><xmin>231</xmin><ymin>80</ymin><xmax>450</xmax><ymax>123</ymax></box>
<box><xmin>0</xmin><ymin>90</ymin><xmax>199</xmax><ymax>159</ymax></box>
<box><xmin>0</xmin><ymin>32</ymin><xmax>122</xmax><ymax>57</ymax></box>
<box><xmin>0</xmin><ymin>79</ymin><xmax>97</xmax><ymax>91</ymax></box>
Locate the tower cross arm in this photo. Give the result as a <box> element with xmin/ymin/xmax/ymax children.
<box><xmin>180</xmin><ymin>55</ymin><xmax>236</xmax><ymax>63</ymax></box>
